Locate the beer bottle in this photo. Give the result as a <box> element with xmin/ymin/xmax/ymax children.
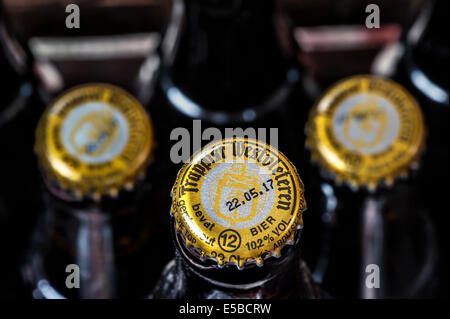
<box><xmin>304</xmin><ymin>75</ymin><xmax>438</xmax><ymax>298</ymax></box>
<box><xmin>22</xmin><ymin>84</ymin><xmax>170</xmax><ymax>298</ymax></box>
<box><xmin>151</xmin><ymin>138</ymin><xmax>323</xmax><ymax>299</ymax></box>
<box><xmin>390</xmin><ymin>0</ymin><xmax>448</xmax><ymax>189</ymax></box>
<box><xmin>393</xmin><ymin>0</ymin><xmax>448</xmax><ymax>131</ymax></box>
<box><xmin>147</xmin><ymin>0</ymin><xmax>305</xmax><ymax>231</ymax></box>
<box><xmin>151</xmin><ymin>0</ymin><xmax>304</xmax><ymax>150</ymax></box>
<box><xmin>0</xmin><ymin>24</ymin><xmax>32</xmax><ymax>129</ymax></box>
<box><xmin>1</xmin><ymin>13</ymin><xmax>41</xmax><ymax>298</ymax></box>
<box><xmin>1</xmin><ymin>0</ymin><xmax>173</xmax><ymax>102</ymax></box>
<box><xmin>390</xmin><ymin>0</ymin><xmax>448</xmax><ymax>296</ymax></box>
<box><xmin>0</xmin><ymin>10</ymin><xmax>34</xmax><ymax>156</ymax></box>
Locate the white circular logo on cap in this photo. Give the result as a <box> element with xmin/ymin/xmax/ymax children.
<box><xmin>200</xmin><ymin>161</ymin><xmax>275</xmax><ymax>229</ymax></box>
<box><xmin>61</xmin><ymin>102</ymin><xmax>129</xmax><ymax>164</ymax></box>
<box><xmin>332</xmin><ymin>93</ymin><xmax>400</xmax><ymax>155</ymax></box>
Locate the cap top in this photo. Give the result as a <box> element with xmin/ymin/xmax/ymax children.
<box><xmin>306</xmin><ymin>75</ymin><xmax>425</xmax><ymax>190</ymax></box>
<box><xmin>171</xmin><ymin>138</ymin><xmax>306</xmax><ymax>269</ymax></box>
<box><xmin>35</xmin><ymin>83</ymin><xmax>153</xmax><ymax>199</ymax></box>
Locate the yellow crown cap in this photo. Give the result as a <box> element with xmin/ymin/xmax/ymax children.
<box><xmin>171</xmin><ymin>138</ymin><xmax>306</xmax><ymax>269</ymax></box>
<box><xmin>35</xmin><ymin>83</ymin><xmax>154</xmax><ymax>200</ymax></box>
<box><xmin>305</xmin><ymin>75</ymin><xmax>426</xmax><ymax>191</ymax></box>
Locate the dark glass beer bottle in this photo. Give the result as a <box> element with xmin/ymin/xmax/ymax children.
<box><xmin>147</xmin><ymin>0</ymin><xmax>305</xmax><ymax>235</ymax></box>
<box><xmin>151</xmin><ymin>0</ymin><xmax>304</xmax><ymax>152</ymax></box>
<box><xmin>394</xmin><ymin>0</ymin><xmax>448</xmax><ymax>130</ymax></box>
<box><xmin>1</xmin><ymin>0</ymin><xmax>173</xmax><ymax>99</ymax></box>
<box><xmin>0</xmin><ymin>24</ymin><xmax>32</xmax><ymax>128</ymax></box>
<box><xmin>391</xmin><ymin>0</ymin><xmax>448</xmax><ymax>196</ymax></box>
<box><xmin>1</xmin><ymin>13</ymin><xmax>40</xmax><ymax>298</ymax></box>
<box><xmin>22</xmin><ymin>84</ymin><xmax>170</xmax><ymax>298</ymax></box>
<box><xmin>304</xmin><ymin>75</ymin><xmax>438</xmax><ymax>298</ymax></box>
<box><xmin>391</xmin><ymin>0</ymin><xmax>448</xmax><ymax>296</ymax></box>
<box><xmin>0</xmin><ymin>9</ymin><xmax>35</xmax><ymax>160</ymax></box>
<box><xmin>151</xmin><ymin>138</ymin><xmax>323</xmax><ymax>299</ymax></box>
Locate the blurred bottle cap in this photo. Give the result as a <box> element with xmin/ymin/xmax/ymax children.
<box><xmin>35</xmin><ymin>83</ymin><xmax>154</xmax><ymax>200</ymax></box>
<box><xmin>306</xmin><ymin>75</ymin><xmax>426</xmax><ymax>191</ymax></box>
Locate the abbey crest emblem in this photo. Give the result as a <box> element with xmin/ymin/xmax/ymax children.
<box><xmin>70</xmin><ymin>110</ymin><xmax>119</xmax><ymax>157</ymax></box>
<box><xmin>61</xmin><ymin>101</ymin><xmax>131</xmax><ymax>165</ymax></box>
<box><xmin>213</xmin><ymin>163</ymin><xmax>261</xmax><ymax>227</ymax></box>
<box><xmin>341</xmin><ymin>97</ymin><xmax>389</xmax><ymax>151</ymax></box>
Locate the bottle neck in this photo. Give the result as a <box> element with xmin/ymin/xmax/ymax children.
<box><xmin>25</xmin><ymin>192</ymin><xmax>117</xmax><ymax>298</ymax></box>
<box><xmin>315</xmin><ymin>176</ymin><xmax>436</xmax><ymax>298</ymax></box>
<box><xmin>25</xmin><ymin>176</ymin><xmax>153</xmax><ymax>298</ymax></box>
<box><xmin>173</xmin><ymin>222</ymin><xmax>307</xmax><ymax>298</ymax></box>
<box><xmin>163</xmin><ymin>0</ymin><xmax>297</xmax><ymax>122</ymax></box>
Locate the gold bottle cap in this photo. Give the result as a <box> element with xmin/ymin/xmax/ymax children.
<box><xmin>35</xmin><ymin>83</ymin><xmax>154</xmax><ymax>200</ymax></box>
<box><xmin>305</xmin><ymin>75</ymin><xmax>426</xmax><ymax>191</ymax></box>
<box><xmin>171</xmin><ymin>138</ymin><xmax>306</xmax><ymax>269</ymax></box>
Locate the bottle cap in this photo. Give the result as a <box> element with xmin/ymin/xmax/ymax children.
<box><xmin>171</xmin><ymin>138</ymin><xmax>306</xmax><ymax>269</ymax></box>
<box><xmin>305</xmin><ymin>75</ymin><xmax>426</xmax><ymax>191</ymax></box>
<box><xmin>35</xmin><ymin>83</ymin><xmax>154</xmax><ymax>200</ymax></box>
